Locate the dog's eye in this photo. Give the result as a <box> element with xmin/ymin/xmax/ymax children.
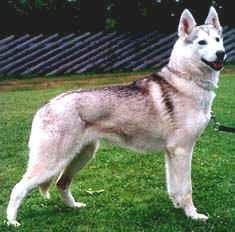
<box><xmin>215</xmin><ymin>37</ymin><xmax>220</xmax><ymax>42</ymax></box>
<box><xmin>198</xmin><ymin>40</ymin><xmax>207</xmax><ymax>45</ymax></box>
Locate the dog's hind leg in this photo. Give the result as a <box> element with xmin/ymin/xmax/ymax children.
<box><xmin>39</xmin><ymin>179</ymin><xmax>53</xmax><ymax>199</ymax></box>
<box><xmin>165</xmin><ymin>144</ymin><xmax>208</xmax><ymax>221</ymax></box>
<box><xmin>56</xmin><ymin>141</ymin><xmax>99</xmax><ymax>208</ymax></box>
<box><xmin>7</xmin><ymin>160</ymin><xmax>60</xmax><ymax>227</ymax></box>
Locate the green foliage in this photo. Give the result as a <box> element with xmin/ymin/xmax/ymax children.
<box><xmin>0</xmin><ymin>71</ymin><xmax>234</xmax><ymax>231</ymax></box>
<box><xmin>0</xmin><ymin>1</ymin><xmax>233</xmax><ymax>34</ymax></box>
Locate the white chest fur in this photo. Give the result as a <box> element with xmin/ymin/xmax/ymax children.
<box><xmin>187</xmin><ymin>91</ymin><xmax>215</xmax><ymax>138</ymax></box>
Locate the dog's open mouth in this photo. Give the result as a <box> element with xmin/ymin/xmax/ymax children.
<box><xmin>201</xmin><ymin>58</ymin><xmax>224</xmax><ymax>71</ymax></box>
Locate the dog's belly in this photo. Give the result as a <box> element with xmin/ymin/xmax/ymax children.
<box><xmin>117</xmin><ymin>135</ymin><xmax>165</xmax><ymax>153</ymax></box>
<box><xmin>89</xmin><ymin>124</ymin><xmax>166</xmax><ymax>153</ymax></box>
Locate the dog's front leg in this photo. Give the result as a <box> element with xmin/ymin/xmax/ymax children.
<box><xmin>165</xmin><ymin>145</ymin><xmax>208</xmax><ymax>221</ymax></box>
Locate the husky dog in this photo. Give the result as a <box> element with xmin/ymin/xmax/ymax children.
<box><xmin>7</xmin><ymin>7</ymin><xmax>226</xmax><ymax>226</ymax></box>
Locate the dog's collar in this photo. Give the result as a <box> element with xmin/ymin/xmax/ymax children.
<box><xmin>165</xmin><ymin>65</ymin><xmax>217</xmax><ymax>92</ymax></box>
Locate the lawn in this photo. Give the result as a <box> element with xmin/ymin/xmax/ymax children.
<box><xmin>0</xmin><ymin>70</ymin><xmax>234</xmax><ymax>232</ymax></box>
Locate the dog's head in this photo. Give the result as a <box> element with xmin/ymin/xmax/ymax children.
<box><xmin>176</xmin><ymin>6</ymin><xmax>226</xmax><ymax>72</ymax></box>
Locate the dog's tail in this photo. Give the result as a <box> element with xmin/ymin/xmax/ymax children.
<box><xmin>39</xmin><ymin>179</ymin><xmax>53</xmax><ymax>199</ymax></box>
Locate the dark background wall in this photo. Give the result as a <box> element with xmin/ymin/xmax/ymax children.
<box><xmin>0</xmin><ymin>1</ymin><xmax>234</xmax><ymax>35</ymax></box>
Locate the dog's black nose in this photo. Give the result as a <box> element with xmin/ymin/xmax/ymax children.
<box><xmin>216</xmin><ymin>50</ymin><xmax>225</xmax><ymax>60</ymax></box>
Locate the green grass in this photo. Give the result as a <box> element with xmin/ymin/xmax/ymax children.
<box><xmin>0</xmin><ymin>71</ymin><xmax>234</xmax><ymax>232</ymax></box>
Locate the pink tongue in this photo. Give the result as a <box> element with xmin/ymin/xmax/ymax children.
<box><xmin>213</xmin><ymin>63</ymin><xmax>222</xmax><ymax>69</ymax></box>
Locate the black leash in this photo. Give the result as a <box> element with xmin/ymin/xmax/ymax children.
<box><xmin>211</xmin><ymin>111</ymin><xmax>235</xmax><ymax>134</ymax></box>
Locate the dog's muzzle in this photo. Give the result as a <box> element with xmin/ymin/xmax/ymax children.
<box><xmin>202</xmin><ymin>50</ymin><xmax>226</xmax><ymax>71</ymax></box>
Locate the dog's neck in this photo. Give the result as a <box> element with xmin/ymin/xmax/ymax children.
<box><xmin>165</xmin><ymin>65</ymin><xmax>219</xmax><ymax>92</ymax></box>
<box><xmin>159</xmin><ymin>65</ymin><xmax>218</xmax><ymax>116</ymax></box>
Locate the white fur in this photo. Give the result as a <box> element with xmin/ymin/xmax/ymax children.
<box><xmin>205</xmin><ymin>6</ymin><xmax>222</xmax><ymax>33</ymax></box>
<box><xmin>178</xmin><ymin>9</ymin><xmax>197</xmax><ymax>37</ymax></box>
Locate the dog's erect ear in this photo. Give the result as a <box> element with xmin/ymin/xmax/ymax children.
<box><xmin>178</xmin><ymin>9</ymin><xmax>197</xmax><ymax>38</ymax></box>
<box><xmin>205</xmin><ymin>6</ymin><xmax>222</xmax><ymax>33</ymax></box>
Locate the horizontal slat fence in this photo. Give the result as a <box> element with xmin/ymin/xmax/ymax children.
<box><xmin>0</xmin><ymin>27</ymin><xmax>234</xmax><ymax>76</ymax></box>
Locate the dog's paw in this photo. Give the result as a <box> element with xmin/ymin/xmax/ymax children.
<box><xmin>7</xmin><ymin>220</ymin><xmax>21</xmax><ymax>227</ymax></box>
<box><xmin>39</xmin><ymin>188</ymin><xmax>51</xmax><ymax>200</ymax></box>
<box><xmin>189</xmin><ymin>212</ymin><xmax>209</xmax><ymax>221</ymax></box>
<box><xmin>43</xmin><ymin>191</ymin><xmax>51</xmax><ymax>200</ymax></box>
<box><xmin>73</xmin><ymin>202</ymin><xmax>86</xmax><ymax>208</ymax></box>
<box><xmin>184</xmin><ymin>205</ymin><xmax>208</xmax><ymax>221</ymax></box>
